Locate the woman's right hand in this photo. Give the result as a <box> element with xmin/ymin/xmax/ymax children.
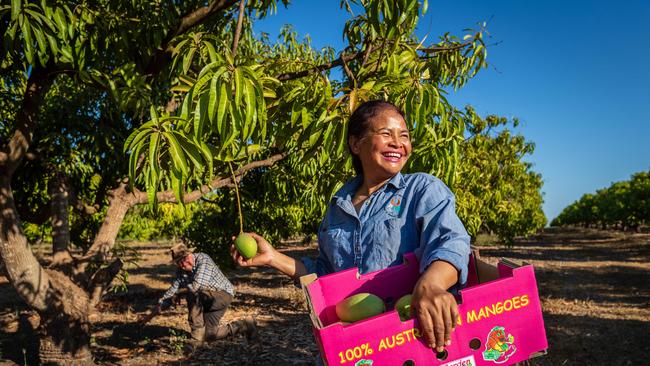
<box><xmin>230</xmin><ymin>232</ymin><xmax>276</xmax><ymax>267</ymax></box>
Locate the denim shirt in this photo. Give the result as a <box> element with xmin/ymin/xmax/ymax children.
<box><xmin>302</xmin><ymin>172</ymin><xmax>471</xmax><ymax>286</ymax></box>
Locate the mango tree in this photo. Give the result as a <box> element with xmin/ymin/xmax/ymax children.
<box><xmin>1</xmin><ymin>0</ymin><xmax>288</xmax><ymax>363</ymax></box>
<box><xmin>127</xmin><ymin>0</ymin><xmax>490</xmax><ymax>244</ymax></box>
<box><xmin>453</xmin><ymin>107</ymin><xmax>546</xmax><ymax>243</ymax></box>
<box><xmin>552</xmin><ymin>171</ymin><xmax>649</xmax><ymax>231</ymax></box>
<box><xmin>1</xmin><ymin>0</ymin><xmax>498</xmax><ymax>363</ymax></box>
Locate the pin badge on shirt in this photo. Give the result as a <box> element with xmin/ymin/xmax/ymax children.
<box><xmin>387</xmin><ymin>196</ymin><xmax>402</xmax><ymax>215</ymax></box>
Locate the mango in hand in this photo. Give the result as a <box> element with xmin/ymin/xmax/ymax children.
<box><xmin>235</xmin><ymin>233</ymin><xmax>258</xmax><ymax>259</ymax></box>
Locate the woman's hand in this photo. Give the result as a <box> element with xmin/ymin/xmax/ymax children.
<box><xmin>411</xmin><ymin>260</ymin><xmax>460</xmax><ymax>352</ymax></box>
<box><xmin>230</xmin><ymin>232</ymin><xmax>276</xmax><ymax>267</ymax></box>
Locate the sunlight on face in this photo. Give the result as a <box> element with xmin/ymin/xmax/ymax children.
<box><xmin>350</xmin><ymin>109</ymin><xmax>412</xmax><ymax>182</ymax></box>
<box><xmin>177</xmin><ymin>254</ymin><xmax>194</xmax><ymax>272</ymax></box>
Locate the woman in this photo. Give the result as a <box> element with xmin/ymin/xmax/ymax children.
<box><xmin>231</xmin><ymin>100</ymin><xmax>471</xmax><ymax>353</ymax></box>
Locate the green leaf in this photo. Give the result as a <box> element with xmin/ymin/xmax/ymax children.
<box><xmin>124</xmin><ymin>127</ymin><xmax>151</xmax><ymax>154</ymax></box>
<box><xmin>216</xmin><ymin>80</ymin><xmax>229</xmax><ymax>135</ymax></box>
<box><xmin>208</xmin><ymin>74</ymin><xmax>218</xmax><ymax>124</ymax></box>
<box><xmin>31</xmin><ymin>25</ymin><xmax>47</xmax><ymax>54</ymax></box>
<box><xmin>128</xmin><ymin>139</ymin><xmax>146</xmax><ymax>188</ymax></box>
<box><xmin>194</xmin><ymin>63</ymin><xmax>227</xmax><ymax>93</ymax></box>
<box><xmin>170</xmin><ymin>165</ymin><xmax>184</xmax><ymax>205</ymax></box>
<box><xmin>180</xmin><ymin>88</ymin><xmax>193</xmax><ymax>120</ymax></box>
<box><xmin>148</xmin><ymin>132</ymin><xmax>161</xmax><ymax>205</ymax></box>
<box><xmin>183</xmin><ymin>47</ymin><xmax>196</xmax><ymax>74</ymax></box>
<box><xmin>243</xmin><ymin>78</ymin><xmax>256</xmax><ymax>140</ymax></box>
<box><xmin>234</xmin><ymin>144</ymin><xmax>261</xmax><ymax>160</ymax></box>
<box><xmin>198</xmin><ymin>140</ymin><xmax>214</xmax><ymax>181</ymax></box>
<box><xmin>204</xmin><ymin>41</ymin><xmax>217</xmax><ymax>63</ymax></box>
<box><xmin>301</xmin><ymin>107</ymin><xmax>310</xmax><ymax>129</ymax></box>
<box><xmin>335</xmin><ymin>122</ymin><xmax>347</xmax><ymax>157</ymax></box>
<box><xmin>233</xmin><ymin>67</ymin><xmax>243</xmax><ymax>107</ymax></box>
<box><xmin>11</xmin><ymin>0</ymin><xmax>20</xmax><ymax>20</ymax></box>
<box><xmin>194</xmin><ymin>92</ymin><xmax>208</xmax><ymax>139</ymax></box>
<box><xmin>173</xmin><ymin>131</ymin><xmax>204</xmax><ymax>171</ymax></box>
<box><xmin>21</xmin><ymin>21</ymin><xmax>34</xmax><ymax>64</ymax></box>
<box><xmin>163</xmin><ymin>131</ymin><xmax>189</xmax><ymax>176</ymax></box>
<box><xmin>53</xmin><ymin>7</ymin><xmax>66</xmax><ymax>37</ymax></box>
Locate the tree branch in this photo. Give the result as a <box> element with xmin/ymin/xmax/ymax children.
<box><xmin>87</xmin><ymin>258</ymin><xmax>123</xmax><ymax>307</ymax></box>
<box><xmin>71</xmin><ymin>196</ymin><xmax>100</xmax><ymax>216</ymax></box>
<box><xmin>231</xmin><ymin>0</ymin><xmax>247</xmax><ymax>57</ymax></box>
<box><xmin>145</xmin><ymin>0</ymin><xmax>239</xmax><ymax>75</ymax></box>
<box><xmin>418</xmin><ymin>39</ymin><xmax>475</xmax><ymax>54</ymax></box>
<box><xmin>276</xmin><ymin>50</ymin><xmax>368</xmax><ymax>81</ymax></box>
<box><xmin>0</xmin><ymin>66</ymin><xmax>54</xmax><ymax>176</ymax></box>
<box><xmin>132</xmin><ymin>152</ymin><xmax>288</xmax><ymax>204</ymax></box>
<box><xmin>276</xmin><ymin>39</ymin><xmax>476</xmax><ymax>82</ymax></box>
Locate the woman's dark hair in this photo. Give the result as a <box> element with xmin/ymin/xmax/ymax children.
<box><xmin>347</xmin><ymin>100</ymin><xmax>406</xmax><ymax>176</ymax></box>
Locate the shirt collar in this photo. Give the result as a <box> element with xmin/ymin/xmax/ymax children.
<box><xmin>386</xmin><ymin>172</ymin><xmax>405</xmax><ymax>189</ymax></box>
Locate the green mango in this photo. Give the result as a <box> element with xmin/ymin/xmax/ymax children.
<box><xmin>395</xmin><ymin>294</ymin><xmax>413</xmax><ymax>321</ymax></box>
<box><xmin>335</xmin><ymin>293</ymin><xmax>386</xmax><ymax>323</ymax></box>
<box><xmin>235</xmin><ymin>233</ymin><xmax>257</xmax><ymax>259</ymax></box>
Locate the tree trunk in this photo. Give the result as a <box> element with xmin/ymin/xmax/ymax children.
<box><xmin>49</xmin><ymin>172</ymin><xmax>72</xmax><ymax>265</ymax></box>
<box><xmin>75</xmin><ymin>182</ymin><xmax>133</xmax><ymax>276</ymax></box>
<box><xmin>0</xmin><ymin>66</ymin><xmax>95</xmax><ymax>364</ymax></box>
<box><xmin>0</xmin><ymin>177</ymin><xmax>94</xmax><ymax>365</ymax></box>
<box><xmin>38</xmin><ymin>270</ymin><xmax>94</xmax><ymax>365</ymax></box>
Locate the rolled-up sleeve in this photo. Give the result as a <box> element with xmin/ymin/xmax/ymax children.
<box><xmin>301</xmin><ymin>252</ymin><xmax>335</xmax><ymax>277</ymax></box>
<box><xmin>415</xmin><ymin>181</ymin><xmax>471</xmax><ymax>286</ymax></box>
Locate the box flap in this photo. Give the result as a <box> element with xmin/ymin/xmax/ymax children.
<box><xmin>300</xmin><ymin>273</ymin><xmax>323</xmax><ymax>329</ymax></box>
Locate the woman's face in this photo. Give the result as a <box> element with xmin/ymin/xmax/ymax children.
<box><xmin>350</xmin><ymin>108</ymin><xmax>412</xmax><ymax>182</ymax></box>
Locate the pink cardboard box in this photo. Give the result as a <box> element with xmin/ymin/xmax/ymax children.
<box><xmin>301</xmin><ymin>252</ymin><xmax>547</xmax><ymax>366</ymax></box>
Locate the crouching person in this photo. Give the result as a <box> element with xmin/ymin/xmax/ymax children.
<box><xmin>146</xmin><ymin>243</ymin><xmax>257</xmax><ymax>345</ymax></box>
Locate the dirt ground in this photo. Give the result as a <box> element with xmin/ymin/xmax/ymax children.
<box><xmin>1</xmin><ymin>227</ymin><xmax>649</xmax><ymax>365</ymax></box>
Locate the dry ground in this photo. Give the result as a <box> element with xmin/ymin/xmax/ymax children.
<box><xmin>1</xmin><ymin>227</ymin><xmax>649</xmax><ymax>365</ymax></box>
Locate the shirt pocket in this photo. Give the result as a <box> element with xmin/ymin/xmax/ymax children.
<box><xmin>369</xmin><ymin>217</ymin><xmax>402</xmax><ymax>269</ymax></box>
<box><xmin>320</xmin><ymin>224</ymin><xmax>353</xmax><ymax>270</ymax></box>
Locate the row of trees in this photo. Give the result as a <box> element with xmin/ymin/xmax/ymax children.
<box><xmin>551</xmin><ymin>171</ymin><xmax>649</xmax><ymax>231</ymax></box>
<box><xmin>1</xmin><ymin>0</ymin><xmax>545</xmax><ymax>363</ymax></box>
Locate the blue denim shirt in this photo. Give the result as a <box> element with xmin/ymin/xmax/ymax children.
<box><xmin>303</xmin><ymin>172</ymin><xmax>471</xmax><ymax>286</ymax></box>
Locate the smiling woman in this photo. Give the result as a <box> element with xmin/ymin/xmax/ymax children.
<box><xmin>231</xmin><ymin>100</ymin><xmax>472</xmax><ymax>355</ymax></box>
<box><xmin>347</xmin><ymin>101</ymin><xmax>413</xmax><ymax>186</ymax></box>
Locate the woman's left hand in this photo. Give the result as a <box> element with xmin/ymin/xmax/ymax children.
<box><xmin>411</xmin><ymin>261</ymin><xmax>460</xmax><ymax>353</ymax></box>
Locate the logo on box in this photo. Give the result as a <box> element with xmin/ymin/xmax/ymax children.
<box><xmin>354</xmin><ymin>359</ymin><xmax>373</xmax><ymax>366</ymax></box>
<box><xmin>483</xmin><ymin>326</ymin><xmax>517</xmax><ymax>363</ymax></box>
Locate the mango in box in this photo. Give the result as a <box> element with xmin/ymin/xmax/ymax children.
<box><xmin>395</xmin><ymin>294</ymin><xmax>413</xmax><ymax>321</ymax></box>
<box><xmin>335</xmin><ymin>293</ymin><xmax>385</xmax><ymax>323</ymax></box>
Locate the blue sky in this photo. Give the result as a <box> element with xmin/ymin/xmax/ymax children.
<box><xmin>255</xmin><ymin>1</ymin><xmax>650</xmax><ymax>222</ymax></box>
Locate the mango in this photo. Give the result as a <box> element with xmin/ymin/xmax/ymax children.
<box><xmin>335</xmin><ymin>293</ymin><xmax>385</xmax><ymax>323</ymax></box>
<box><xmin>395</xmin><ymin>294</ymin><xmax>413</xmax><ymax>321</ymax></box>
<box><xmin>235</xmin><ymin>233</ymin><xmax>257</xmax><ymax>259</ymax></box>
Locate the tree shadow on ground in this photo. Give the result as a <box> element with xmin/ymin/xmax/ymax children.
<box><xmin>173</xmin><ymin>313</ymin><xmax>318</xmax><ymax>366</ymax></box>
<box><xmin>0</xmin><ymin>312</ymin><xmax>39</xmax><ymax>365</ymax></box>
<box><xmin>534</xmin><ymin>266</ymin><xmax>650</xmax><ymax>305</ymax></box>
<box><xmin>527</xmin><ymin>313</ymin><xmax>649</xmax><ymax>366</ymax></box>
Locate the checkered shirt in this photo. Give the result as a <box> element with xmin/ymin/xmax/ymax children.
<box><xmin>159</xmin><ymin>252</ymin><xmax>234</xmax><ymax>307</ymax></box>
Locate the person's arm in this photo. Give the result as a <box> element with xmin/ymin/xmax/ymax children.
<box><xmin>412</xmin><ymin>260</ymin><xmax>459</xmax><ymax>352</ymax></box>
<box><xmin>412</xmin><ymin>179</ymin><xmax>471</xmax><ymax>352</ymax></box>
<box><xmin>230</xmin><ymin>232</ymin><xmax>309</xmax><ymax>281</ymax></box>
<box><xmin>158</xmin><ymin>276</ymin><xmax>181</xmax><ymax>309</ymax></box>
